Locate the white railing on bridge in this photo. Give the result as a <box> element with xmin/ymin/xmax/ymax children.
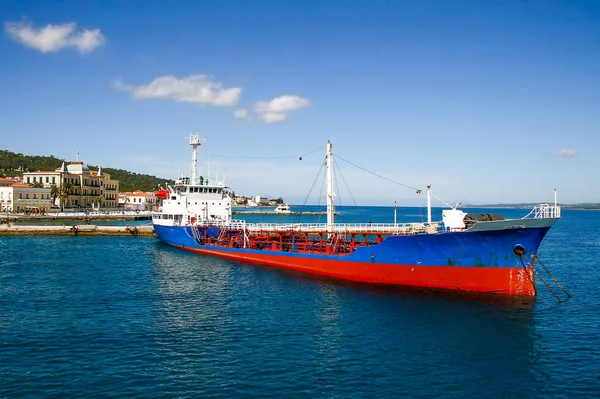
<box><xmin>523</xmin><ymin>204</ymin><xmax>561</xmax><ymax>219</ymax></box>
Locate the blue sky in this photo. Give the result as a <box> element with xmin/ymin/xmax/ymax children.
<box><xmin>1</xmin><ymin>0</ymin><xmax>599</xmax><ymax>206</ymax></box>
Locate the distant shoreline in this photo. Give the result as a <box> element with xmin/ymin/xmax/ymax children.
<box><xmin>234</xmin><ymin>205</ymin><xmax>600</xmax><ymax>210</ymax></box>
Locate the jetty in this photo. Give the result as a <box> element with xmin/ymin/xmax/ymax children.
<box><xmin>3</xmin><ymin>210</ymin><xmax>152</xmax><ymax>224</ymax></box>
<box><xmin>0</xmin><ymin>224</ymin><xmax>155</xmax><ymax>236</ymax></box>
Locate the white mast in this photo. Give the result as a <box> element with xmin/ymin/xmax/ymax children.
<box><xmin>326</xmin><ymin>140</ymin><xmax>335</xmax><ymax>232</ymax></box>
<box><xmin>189</xmin><ymin>133</ymin><xmax>205</xmax><ymax>184</ymax></box>
<box><xmin>554</xmin><ymin>188</ymin><xmax>557</xmax><ymax>208</ymax></box>
<box><xmin>427</xmin><ymin>184</ymin><xmax>432</xmax><ymax>225</ymax></box>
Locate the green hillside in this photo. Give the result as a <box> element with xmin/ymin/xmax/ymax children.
<box><xmin>0</xmin><ymin>149</ymin><xmax>173</xmax><ymax>192</ymax></box>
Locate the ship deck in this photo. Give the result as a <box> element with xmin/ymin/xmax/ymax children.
<box><xmin>207</xmin><ymin>220</ymin><xmax>441</xmax><ymax>235</ymax></box>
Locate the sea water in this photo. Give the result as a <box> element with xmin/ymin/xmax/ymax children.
<box><xmin>1</xmin><ymin>207</ymin><xmax>599</xmax><ymax>398</ymax></box>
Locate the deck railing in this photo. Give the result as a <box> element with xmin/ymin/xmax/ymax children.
<box><xmin>195</xmin><ymin>219</ymin><xmax>441</xmax><ymax>235</ymax></box>
<box><xmin>523</xmin><ymin>204</ymin><xmax>561</xmax><ymax>219</ymax></box>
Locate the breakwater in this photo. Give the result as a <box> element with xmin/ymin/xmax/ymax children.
<box><xmin>0</xmin><ymin>224</ymin><xmax>155</xmax><ymax>236</ymax></box>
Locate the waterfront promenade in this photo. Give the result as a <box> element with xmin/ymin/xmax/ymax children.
<box><xmin>1</xmin><ymin>210</ymin><xmax>152</xmax><ymax>223</ymax></box>
<box><xmin>0</xmin><ymin>210</ymin><xmax>155</xmax><ymax>235</ymax></box>
<box><xmin>0</xmin><ymin>223</ymin><xmax>155</xmax><ymax>236</ymax></box>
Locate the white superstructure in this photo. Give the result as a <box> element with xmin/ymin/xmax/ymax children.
<box><xmin>152</xmin><ymin>133</ymin><xmax>233</xmax><ymax>227</ymax></box>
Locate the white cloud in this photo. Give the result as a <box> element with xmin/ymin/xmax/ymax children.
<box><xmin>254</xmin><ymin>95</ymin><xmax>310</xmax><ymax>123</ymax></box>
<box><xmin>115</xmin><ymin>75</ymin><xmax>242</xmax><ymax>107</ymax></box>
<box><xmin>553</xmin><ymin>148</ymin><xmax>577</xmax><ymax>158</ymax></box>
<box><xmin>233</xmin><ymin>109</ymin><xmax>251</xmax><ymax>121</ymax></box>
<box><xmin>260</xmin><ymin>112</ymin><xmax>286</xmax><ymax>123</ymax></box>
<box><xmin>4</xmin><ymin>21</ymin><xmax>105</xmax><ymax>53</ymax></box>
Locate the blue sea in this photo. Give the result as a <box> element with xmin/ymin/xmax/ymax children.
<box><xmin>1</xmin><ymin>206</ymin><xmax>599</xmax><ymax>398</ymax></box>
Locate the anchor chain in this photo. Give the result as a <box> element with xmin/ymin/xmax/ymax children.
<box><xmin>533</xmin><ymin>255</ymin><xmax>572</xmax><ymax>298</ymax></box>
<box><xmin>519</xmin><ymin>254</ymin><xmax>570</xmax><ymax>301</ymax></box>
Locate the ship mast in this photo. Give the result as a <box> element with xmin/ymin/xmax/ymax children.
<box><xmin>326</xmin><ymin>140</ymin><xmax>335</xmax><ymax>232</ymax></box>
<box><xmin>189</xmin><ymin>133</ymin><xmax>205</xmax><ymax>184</ymax></box>
<box><xmin>427</xmin><ymin>184</ymin><xmax>432</xmax><ymax>225</ymax></box>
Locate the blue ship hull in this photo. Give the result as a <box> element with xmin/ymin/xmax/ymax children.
<box><xmin>154</xmin><ymin>224</ymin><xmax>550</xmax><ymax>268</ymax></box>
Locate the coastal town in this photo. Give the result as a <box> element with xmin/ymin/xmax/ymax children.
<box><xmin>0</xmin><ymin>159</ymin><xmax>282</xmax><ymax>219</ymax></box>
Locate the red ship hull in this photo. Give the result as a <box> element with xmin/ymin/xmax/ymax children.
<box><xmin>175</xmin><ymin>245</ymin><xmax>537</xmax><ymax>296</ymax></box>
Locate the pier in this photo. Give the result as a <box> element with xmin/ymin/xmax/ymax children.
<box><xmin>0</xmin><ymin>224</ymin><xmax>155</xmax><ymax>236</ymax></box>
<box><xmin>2</xmin><ymin>210</ymin><xmax>152</xmax><ymax>224</ymax></box>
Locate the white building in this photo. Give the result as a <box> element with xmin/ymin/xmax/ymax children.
<box><xmin>255</xmin><ymin>195</ymin><xmax>269</xmax><ymax>206</ymax></box>
<box><xmin>0</xmin><ymin>183</ymin><xmax>52</xmax><ymax>213</ymax></box>
<box><xmin>121</xmin><ymin>191</ymin><xmax>157</xmax><ymax>211</ymax></box>
<box><xmin>22</xmin><ymin>161</ymin><xmax>120</xmax><ymax>209</ymax></box>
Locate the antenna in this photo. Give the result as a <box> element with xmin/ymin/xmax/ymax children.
<box><xmin>189</xmin><ymin>132</ymin><xmax>205</xmax><ymax>184</ymax></box>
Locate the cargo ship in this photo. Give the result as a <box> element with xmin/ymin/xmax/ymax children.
<box><xmin>152</xmin><ymin>133</ymin><xmax>560</xmax><ymax>296</ymax></box>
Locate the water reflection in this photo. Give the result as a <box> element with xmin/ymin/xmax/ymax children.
<box><xmin>150</xmin><ymin>241</ymin><xmax>542</xmax><ymax>397</ymax></box>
